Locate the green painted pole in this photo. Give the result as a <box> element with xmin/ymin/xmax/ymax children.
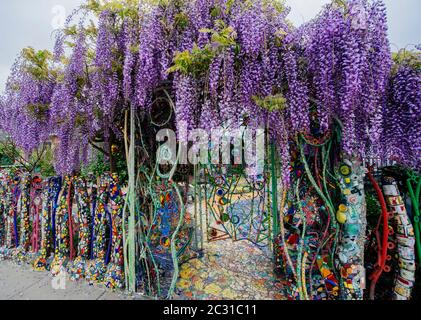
<box><xmin>127</xmin><ymin>106</ymin><xmax>136</xmax><ymax>293</ymax></box>
<box><xmin>270</xmin><ymin>143</ymin><xmax>279</xmax><ymax>240</ymax></box>
<box><xmin>407</xmin><ymin>177</ymin><xmax>421</xmax><ymax>264</ymax></box>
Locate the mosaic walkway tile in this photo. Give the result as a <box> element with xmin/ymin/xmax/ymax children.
<box><xmin>175</xmin><ymin>239</ymin><xmax>285</xmax><ymax>300</ymax></box>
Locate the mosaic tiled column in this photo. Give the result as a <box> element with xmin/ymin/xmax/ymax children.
<box><xmin>0</xmin><ymin>172</ymin><xmax>13</xmax><ymax>258</ymax></box>
<box><xmin>69</xmin><ymin>177</ymin><xmax>92</xmax><ymax>281</ymax></box>
<box><xmin>0</xmin><ymin>173</ymin><xmax>6</xmax><ymax>248</ymax></box>
<box><xmin>51</xmin><ymin>176</ymin><xmax>72</xmax><ymax>277</ymax></box>
<box><xmin>335</xmin><ymin>158</ymin><xmax>366</xmax><ymax>300</ymax></box>
<box><xmin>34</xmin><ymin>178</ymin><xmax>55</xmax><ymax>270</ymax></box>
<box><xmin>86</xmin><ymin>174</ymin><xmax>111</xmax><ymax>284</ymax></box>
<box><xmin>382</xmin><ymin>176</ymin><xmax>416</xmax><ymax>300</ymax></box>
<box><xmin>30</xmin><ymin>175</ymin><xmax>43</xmax><ymax>255</ymax></box>
<box><xmin>87</xmin><ymin>174</ymin><xmax>98</xmax><ymax>259</ymax></box>
<box><xmin>14</xmin><ymin>173</ymin><xmax>31</xmax><ymax>263</ymax></box>
<box><xmin>7</xmin><ymin>175</ymin><xmax>22</xmax><ymax>259</ymax></box>
<box><xmin>104</xmin><ymin>173</ymin><xmax>125</xmax><ymax>289</ymax></box>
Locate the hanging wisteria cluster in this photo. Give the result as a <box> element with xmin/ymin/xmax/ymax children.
<box><xmin>301</xmin><ymin>0</ymin><xmax>392</xmax><ymax>157</ymax></box>
<box><xmin>0</xmin><ymin>49</ymin><xmax>56</xmax><ymax>153</ymax></box>
<box><xmin>0</xmin><ymin>0</ymin><xmax>419</xmax><ymax>176</ymax></box>
<box><xmin>382</xmin><ymin>50</ymin><xmax>421</xmax><ymax>169</ymax></box>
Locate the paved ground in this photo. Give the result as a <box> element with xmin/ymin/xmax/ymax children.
<box><xmin>1</xmin><ymin>241</ymin><xmax>282</xmax><ymax>300</ymax></box>
<box><xmin>0</xmin><ymin>260</ymin><xmax>133</xmax><ymax>300</ymax></box>
<box><xmin>175</xmin><ymin>239</ymin><xmax>284</xmax><ymax>300</ymax></box>
<box><xmin>1</xmin><ymin>197</ymin><xmax>280</xmax><ymax>300</ymax></box>
<box><xmin>173</xmin><ymin>198</ymin><xmax>284</xmax><ymax>300</ymax></box>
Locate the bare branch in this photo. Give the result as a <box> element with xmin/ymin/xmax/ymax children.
<box><xmin>88</xmin><ymin>139</ymin><xmax>109</xmax><ymax>156</ymax></box>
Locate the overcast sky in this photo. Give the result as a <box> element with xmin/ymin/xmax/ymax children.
<box><xmin>0</xmin><ymin>0</ymin><xmax>420</xmax><ymax>92</ymax></box>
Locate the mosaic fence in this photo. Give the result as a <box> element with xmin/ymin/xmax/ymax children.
<box><xmin>0</xmin><ymin>0</ymin><xmax>420</xmax><ymax>301</ymax></box>
<box><xmin>0</xmin><ymin>170</ymin><xmax>197</xmax><ymax>297</ymax></box>
<box><xmin>1</xmin><ymin>136</ymin><xmax>420</xmax><ymax>300</ymax></box>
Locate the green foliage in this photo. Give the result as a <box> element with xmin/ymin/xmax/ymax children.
<box><xmin>174</xmin><ymin>12</ymin><xmax>189</xmax><ymax>30</ymax></box>
<box><xmin>0</xmin><ymin>140</ymin><xmax>55</xmax><ymax>176</ymax></box>
<box><xmin>85</xmin><ymin>21</ymin><xmax>99</xmax><ymax>38</ymax></box>
<box><xmin>225</xmin><ymin>0</ymin><xmax>235</xmax><ymax>13</ymax></box>
<box><xmin>61</xmin><ymin>21</ymin><xmax>98</xmax><ymax>53</ymax></box>
<box><xmin>81</xmin><ymin>151</ymin><xmax>110</xmax><ymax>177</ymax></box>
<box><xmin>275</xmin><ymin>28</ymin><xmax>288</xmax><ymax>46</ymax></box>
<box><xmin>392</xmin><ymin>49</ymin><xmax>421</xmax><ymax>72</ymax></box>
<box><xmin>168</xmin><ymin>44</ymin><xmax>215</xmax><ymax>76</ymax></box>
<box><xmin>365</xmin><ymin>191</ymin><xmax>382</xmax><ymax>228</ymax></box>
<box><xmin>80</xmin><ymin>149</ymin><xmax>127</xmax><ymax>183</ymax></box>
<box><xmin>26</xmin><ymin>103</ymin><xmax>49</xmax><ymax>121</ymax></box>
<box><xmin>21</xmin><ymin>47</ymin><xmax>54</xmax><ymax>81</ymax></box>
<box><xmin>114</xmin><ymin>150</ymin><xmax>128</xmax><ymax>183</ymax></box>
<box><xmin>231</xmin><ymin>0</ymin><xmax>287</xmax><ymax>14</ymax></box>
<box><xmin>85</xmin><ymin>0</ymin><xmax>139</xmax><ymax>19</ymax></box>
<box><xmin>332</xmin><ymin>0</ymin><xmax>349</xmax><ymax>12</ymax></box>
<box><xmin>74</xmin><ymin>113</ymin><xmax>88</xmax><ymax>127</ymax></box>
<box><xmin>0</xmin><ymin>144</ymin><xmax>14</xmax><ymax>166</ymax></box>
<box><xmin>0</xmin><ymin>141</ymin><xmax>20</xmax><ymax>166</ymax></box>
<box><xmin>63</xmin><ymin>25</ymin><xmax>78</xmax><ymax>36</ymax></box>
<box><xmin>210</xmin><ymin>5</ymin><xmax>222</xmax><ymax>18</ymax></box>
<box><xmin>168</xmin><ymin>19</ymin><xmax>238</xmax><ymax>77</ymax></box>
<box><xmin>200</xmin><ymin>20</ymin><xmax>237</xmax><ymax>49</ymax></box>
<box><xmin>151</xmin><ymin>0</ymin><xmax>184</xmax><ymax>8</ymax></box>
<box><xmin>253</xmin><ymin>94</ymin><xmax>287</xmax><ymax>112</ymax></box>
<box><xmin>365</xmin><ymin>192</ymin><xmax>381</xmax><ymax>218</ymax></box>
<box><xmin>266</xmin><ymin>0</ymin><xmax>287</xmax><ymax>14</ymax></box>
<box><xmin>35</xmin><ymin>146</ymin><xmax>55</xmax><ymax>177</ymax></box>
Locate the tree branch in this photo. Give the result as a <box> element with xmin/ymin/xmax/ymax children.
<box><xmin>89</xmin><ymin>139</ymin><xmax>109</xmax><ymax>156</ymax></box>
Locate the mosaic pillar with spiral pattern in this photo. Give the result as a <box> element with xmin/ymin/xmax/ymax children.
<box><xmin>86</xmin><ymin>174</ymin><xmax>111</xmax><ymax>284</ymax></box>
<box><xmin>14</xmin><ymin>173</ymin><xmax>31</xmax><ymax>263</ymax></box>
<box><xmin>335</xmin><ymin>158</ymin><xmax>366</xmax><ymax>300</ymax></box>
<box><xmin>51</xmin><ymin>176</ymin><xmax>72</xmax><ymax>277</ymax></box>
<box><xmin>104</xmin><ymin>173</ymin><xmax>125</xmax><ymax>289</ymax></box>
<box><xmin>381</xmin><ymin>176</ymin><xmax>415</xmax><ymax>300</ymax></box>
<box><xmin>69</xmin><ymin>177</ymin><xmax>92</xmax><ymax>281</ymax></box>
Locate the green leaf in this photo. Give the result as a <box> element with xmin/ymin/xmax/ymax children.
<box><xmin>174</xmin><ymin>12</ymin><xmax>189</xmax><ymax>30</ymax></box>
<box><xmin>253</xmin><ymin>94</ymin><xmax>287</xmax><ymax>112</ymax></box>
<box><xmin>26</xmin><ymin>103</ymin><xmax>50</xmax><ymax>121</ymax></box>
<box><xmin>64</xmin><ymin>25</ymin><xmax>78</xmax><ymax>36</ymax></box>
<box><xmin>392</xmin><ymin>49</ymin><xmax>421</xmax><ymax>71</ymax></box>
<box><xmin>168</xmin><ymin>44</ymin><xmax>216</xmax><ymax>77</ymax></box>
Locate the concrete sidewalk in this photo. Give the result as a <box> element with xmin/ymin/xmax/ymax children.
<box><xmin>0</xmin><ymin>261</ymin><xmax>133</xmax><ymax>300</ymax></box>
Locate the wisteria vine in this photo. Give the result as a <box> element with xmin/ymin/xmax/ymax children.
<box><xmin>0</xmin><ymin>0</ymin><xmax>419</xmax><ymax>177</ymax></box>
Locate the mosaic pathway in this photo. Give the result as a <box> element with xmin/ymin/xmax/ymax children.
<box><xmin>174</xmin><ymin>239</ymin><xmax>284</xmax><ymax>300</ymax></box>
